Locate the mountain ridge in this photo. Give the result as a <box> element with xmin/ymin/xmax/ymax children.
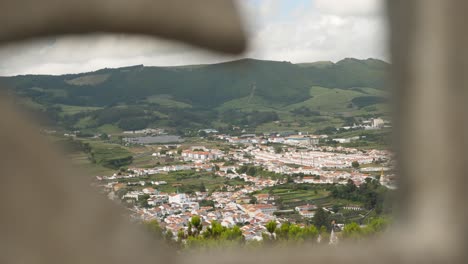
<box><xmin>0</xmin><ymin>57</ymin><xmax>390</xmax><ymax>133</ymax></box>
<box><xmin>0</xmin><ymin>57</ymin><xmax>389</xmax><ymax>77</ymax></box>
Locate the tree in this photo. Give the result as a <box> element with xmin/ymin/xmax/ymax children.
<box><xmin>144</xmin><ymin>220</ymin><xmax>163</xmax><ymax>239</ymax></box>
<box><xmin>302</xmin><ymin>225</ymin><xmax>319</xmax><ymax>242</ymax></box>
<box><xmin>198</xmin><ymin>130</ymin><xmax>207</xmax><ymax>137</ymax></box>
<box><xmin>275</xmin><ymin>222</ymin><xmax>290</xmax><ymax>240</ymax></box>
<box><xmin>332</xmin><ymin>204</ymin><xmax>340</xmax><ymax>213</ymax></box>
<box><xmin>342</xmin><ymin>222</ymin><xmax>363</xmax><ymax>240</ymax></box>
<box><xmin>352</xmin><ymin>161</ymin><xmax>360</xmax><ymax>169</ymax></box>
<box><xmin>220</xmin><ymin>225</ymin><xmax>243</xmax><ymax>242</ymax></box>
<box><xmin>266</xmin><ymin>221</ymin><xmax>277</xmax><ymax>236</ymax></box>
<box><xmin>364</xmin><ymin>217</ymin><xmax>390</xmax><ymax>235</ymax></box>
<box><xmin>346</xmin><ymin>179</ymin><xmax>357</xmax><ymax>194</ymax></box>
<box><xmin>187</xmin><ymin>221</ymin><xmax>193</xmax><ymax>237</ymax></box>
<box><xmin>312</xmin><ymin>207</ymin><xmax>330</xmax><ymax>230</ymax></box>
<box><xmin>165</xmin><ymin>230</ymin><xmax>175</xmax><ymax>243</ymax></box>
<box><xmin>191</xmin><ymin>215</ymin><xmax>203</xmax><ymax>236</ymax></box>
<box><xmin>199</xmin><ymin>182</ymin><xmax>207</xmax><ymax>192</ymax></box>
<box><xmin>270</xmin><ymin>222</ymin><xmax>318</xmax><ymax>243</ymax></box>
<box><xmin>204</xmin><ymin>220</ymin><xmax>224</xmax><ymax>239</ymax></box>
<box><xmin>274</xmin><ymin>146</ymin><xmax>283</xmax><ymax>154</ymax></box>
<box><xmin>138</xmin><ymin>194</ymin><xmax>150</xmax><ymax>208</ymax></box>
<box><xmin>177</xmin><ymin>229</ymin><xmax>186</xmax><ymax>242</ymax></box>
<box><xmin>99</xmin><ymin>133</ymin><xmax>109</xmax><ymax>140</ymax></box>
<box><xmin>247</xmin><ymin>166</ymin><xmax>257</xmax><ymax>176</ymax></box>
<box><xmin>288</xmin><ymin>224</ymin><xmax>303</xmax><ymax>241</ymax></box>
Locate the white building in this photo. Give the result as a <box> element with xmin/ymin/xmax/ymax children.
<box><xmin>372</xmin><ymin>118</ymin><xmax>385</xmax><ymax>128</ymax></box>
<box><xmin>299</xmin><ymin>211</ymin><xmax>315</xmax><ymax>218</ymax></box>
<box><xmin>169</xmin><ymin>193</ymin><xmax>190</xmax><ymax>204</ymax></box>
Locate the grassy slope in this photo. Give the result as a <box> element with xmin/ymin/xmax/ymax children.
<box><xmin>69</xmin><ymin>152</ymin><xmax>117</xmax><ymax>176</ymax></box>
<box><xmin>57</xmin><ymin>104</ymin><xmax>103</xmax><ymax>115</ymax></box>
<box><xmin>288</xmin><ymin>86</ymin><xmax>366</xmax><ymax>112</ymax></box>
<box><xmin>216</xmin><ymin>96</ymin><xmax>282</xmax><ymax>112</ymax></box>
<box><xmin>140</xmin><ymin>171</ymin><xmax>246</xmax><ymax>193</ymax></box>
<box><xmin>145</xmin><ymin>95</ymin><xmax>192</xmax><ymax>109</ymax></box>
<box><xmin>15</xmin><ymin>96</ymin><xmax>46</xmax><ymax>110</ymax></box>
<box><xmin>2</xmin><ymin>58</ymin><xmax>390</xmax><ymax>132</ymax></box>
<box><xmin>248</xmin><ymin>86</ymin><xmax>388</xmax><ymax>132</ymax></box>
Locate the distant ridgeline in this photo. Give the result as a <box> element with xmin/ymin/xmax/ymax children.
<box><xmin>0</xmin><ymin>58</ymin><xmax>389</xmax><ymax>133</ymax></box>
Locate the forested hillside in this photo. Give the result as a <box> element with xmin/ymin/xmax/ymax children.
<box><xmin>0</xmin><ymin>58</ymin><xmax>389</xmax><ymax>133</ymax></box>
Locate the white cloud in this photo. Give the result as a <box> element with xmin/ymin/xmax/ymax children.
<box><xmin>237</xmin><ymin>0</ymin><xmax>387</xmax><ymax>63</ymax></box>
<box><xmin>314</xmin><ymin>0</ymin><xmax>383</xmax><ymax>17</ymax></box>
<box><xmin>0</xmin><ymin>0</ymin><xmax>388</xmax><ymax>76</ymax></box>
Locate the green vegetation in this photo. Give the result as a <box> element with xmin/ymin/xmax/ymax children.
<box><xmin>126</xmin><ymin>170</ymin><xmax>249</xmax><ymax>194</ymax></box>
<box><xmin>1</xmin><ymin>58</ymin><xmax>389</xmax><ymax>133</ymax></box>
<box><xmin>145</xmin><ymin>95</ymin><xmax>192</xmax><ymax>108</ymax></box>
<box><xmin>330</xmin><ymin>178</ymin><xmax>392</xmax><ymax>214</ymax></box>
<box><xmin>145</xmin><ymin>218</ymin><xmax>244</xmax><ymax>250</ymax></box>
<box><xmin>341</xmin><ymin>217</ymin><xmax>390</xmax><ymax>241</ymax></box>
<box><xmin>237</xmin><ymin>165</ymin><xmax>286</xmax><ymax>180</ymax></box>
<box><xmin>264</xmin><ymin>222</ymin><xmax>320</xmax><ymax>244</ymax></box>
<box><xmin>65</xmin><ymin>73</ymin><xmax>110</xmax><ymax>86</ymax></box>
<box><xmin>60</xmin><ymin>137</ymin><xmax>133</xmax><ymax>170</ymax></box>
<box><xmin>257</xmin><ymin>179</ymin><xmax>393</xmax><ymax>224</ymax></box>
<box><xmin>257</xmin><ymin>183</ymin><xmax>330</xmax><ymax>209</ymax></box>
<box><xmin>319</xmin><ymin>128</ymin><xmax>392</xmax><ymax>149</ymax></box>
<box><xmin>312</xmin><ymin>207</ymin><xmax>331</xmax><ymax>230</ymax></box>
<box><xmin>57</xmin><ymin>104</ymin><xmax>103</xmax><ymax>116</ymax></box>
<box><xmin>144</xmin><ymin>215</ymin><xmax>390</xmax><ymax>251</ymax></box>
<box><xmin>185</xmin><ymin>220</ymin><xmax>244</xmax><ymax>250</ymax></box>
<box><xmin>351</xmin><ymin>96</ymin><xmax>387</xmax><ymax>109</ymax></box>
<box><xmin>88</xmin><ymin>143</ymin><xmax>133</xmax><ymax>169</ymax></box>
<box><xmin>352</xmin><ymin>161</ymin><xmax>360</xmax><ymax>169</ymax></box>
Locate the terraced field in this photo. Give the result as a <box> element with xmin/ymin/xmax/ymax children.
<box><xmin>258</xmin><ymin>186</ymin><xmax>329</xmax><ymax>208</ymax></box>
<box><xmin>57</xmin><ymin>104</ymin><xmax>103</xmax><ymax>116</ymax></box>
<box><xmin>259</xmin><ymin>184</ymin><xmax>366</xmax><ymax>210</ymax></box>
<box><xmin>69</xmin><ymin>152</ymin><xmax>117</xmax><ymax>176</ymax></box>
<box><xmin>134</xmin><ymin>171</ymin><xmax>248</xmax><ymax>194</ymax></box>
<box><xmin>273</xmin><ymin>188</ymin><xmax>329</xmax><ymax>203</ymax></box>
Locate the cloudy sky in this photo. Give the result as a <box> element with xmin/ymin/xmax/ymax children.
<box><xmin>0</xmin><ymin>0</ymin><xmax>387</xmax><ymax>76</ymax></box>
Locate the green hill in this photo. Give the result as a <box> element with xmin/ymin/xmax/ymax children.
<box><xmin>0</xmin><ymin>58</ymin><xmax>389</xmax><ymax>133</ymax></box>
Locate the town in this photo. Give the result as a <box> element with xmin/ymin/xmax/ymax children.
<box><xmin>91</xmin><ymin>124</ymin><xmax>395</xmax><ymax>245</ymax></box>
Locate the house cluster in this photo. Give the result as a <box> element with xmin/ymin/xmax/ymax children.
<box><xmin>97</xmin><ymin>164</ymin><xmax>215</xmax><ymax>182</ymax></box>
<box><xmin>217</xmin><ymin>133</ymin><xmax>327</xmax><ymax>146</ymax></box>
<box><xmin>95</xmin><ymin>130</ymin><xmax>394</xmax><ymax>242</ymax></box>
<box><xmin>123</xmin><ymin>128</ymin><xmax>165</xmax><ymax>135</ymax></box>
<box><xmin>295</xmin><ymin>204</ymin><xmax>318</xmax><ymax>218</ymax></box>
<box><xmin>97</xmin><ymin>160</ymin><xmax>288</xmax><ymax>241</ymax></box>
<box><xmin>332</xmin><ymin>136</ymin><xmax>360</xmax><ymax>144</ymax></box>
<box><xmin>181</xmin><ymin>147</ymin><xmax>224</xmax><ymax>161</ymax></box>
<box><xmin>341</xmin><ymin>117</ymin><xmax>391</xmax><ymax>130</ymax></box>
<box><xmin>127</xmin><ymin>184</ymin><xmax>279</xmax><ymax>241</ymax></box>
<box><xmin>300</xmin><ymin>172</ymin><xmax>370</xmax><ymax>185</ymax></box>
<box><xmin>248</xmin><ymin>145</ymin><xmax>389</xmax><ymax>171</ymax></box>
<box><xmin>215</xmin><ymin>171</ymin><xmax>281</xmax><ymax>188</ymax></box>
<box><xmin>126</xmin><ymin>163</ymin><xmax>215</xmax><ymax>176</ymax></box>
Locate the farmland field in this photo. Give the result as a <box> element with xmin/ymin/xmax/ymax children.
<box><xmin>127</xmin><ymin>170</ymin><xmax>249</xmax><ymax>194</ymax></box>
